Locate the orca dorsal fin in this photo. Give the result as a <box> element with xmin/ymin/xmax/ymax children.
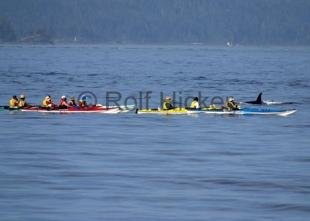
<box><xmin>256</xmin><ymin>92</ymin><xmax>262</xmax><ymax>103</ymax></box>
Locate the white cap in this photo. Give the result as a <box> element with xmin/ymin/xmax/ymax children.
<box><xmin>61</xmin><ymin>95</ymin><xmax>66</xmax><ymax>99</ymax></box>
<box><xmin>20</xmin><ymin>94</ymin><xmax>25</xmax><ymax>99</ymax></box>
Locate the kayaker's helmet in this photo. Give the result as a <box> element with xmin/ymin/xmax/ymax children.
<box><xmin>228</xmin><ymin>96</ymin><xmax>235</xmax><ymax>102</ymax></box>
<box><xmin>81</xmin><ymin>96</ymin><xmax>87</xmax><ymax>101</ymax></box>
<box><xmin>20</xmin><ymin>94</ymin><xmax>25</xmax><ymax>99</ymax></box>
<box><xmin>61</xmin><ymin>95</ymin><xmax>66</xmax><ymax>100</ymax></box>
<box><xmin>193</xmin><ymin>97</ymin><xmax>199</xmax><ymax>102</ymax></box>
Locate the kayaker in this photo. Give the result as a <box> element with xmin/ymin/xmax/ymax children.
<box><xmin>79</xmin><ymin>99</ymin><xmax>88</xmax><ymax>108</ymax></box>
<box><xmin>9</xmin><ymin>95</ymin><xmax>19</xmax><ymax>108</ymax></box>
<box><xmin>190</xmin><ymin>97</ymin><xmax>200</xmax><ymax>109</ymax></box>
<box><xmin>18</xmin><ymin>94</ymin><xmax>28</xmax><ymax>108</ymax></box>
<box><xmin>162</xmin><ymin>96</ymin><xmax>174</xmax><ymax>110</ymax></box>
<box><xmin>42</xmin><ymin>95</ymin><xmax>55</xmax><ymax>108</ymax></box>
<box><xmin>59</xmin><ymin>95</ymin><xmax>69</xmax><ymax>109</ymax></box>
<box><xmin>68</xmin><ymin>97</ymin><xmax>77</xmax><ymax>107</ymax></box>
<box><xmin>225</xmin><ymin>96</ymin><xmax>240</xmax><ymax>111</ymax></box>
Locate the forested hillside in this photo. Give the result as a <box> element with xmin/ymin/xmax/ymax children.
<box><xmin>0</xmin><ymin>0</ymin><xmax>309</xmax><ymax>45</ymax></box>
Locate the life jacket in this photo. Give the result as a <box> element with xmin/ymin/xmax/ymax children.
<box><xmin>69</xmin><ymin>100</ymin><xmax>77</xmax><ymax>107</ymax></box>
<box><xmin>42</xmin><ymin>99</ymin><xmax>52</xmax><ymax>107</ymax></box>
<box><xmin>59</xmin><ymin>99</ymin><xmax>68</xmax><ymax>107</ymax></box>
<box><xmin>9</xmin><ymin>98</ymin><xmax>19</xmax><ymax>108</ymax></box>
<box><xmin>18</xmin><ymin>99</ymin><xmax>27</xmax><ymax>107</ymax></box>
<box><xmin>79</xmin><ymin>101</ymin><xmax>87</xmax><ymax>108</ymax></box>
<box><xmin>190</xmin><ymin>100</ymin><xmax>200</xmax><ymax>109</ymax></box>
<box><xmin>226</xmin><ymin>101</ymin><xmax>239</xmax><ymax>110</ymax></box>
<box><xmin>162</xmin><ymin>101</ymin><xmax>173</xmax><ymax>110</ymax></box>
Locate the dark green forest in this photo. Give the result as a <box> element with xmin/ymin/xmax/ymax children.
<box><xmin>0</xmin><ymin>0</ymin><xmax>309</xmax><ymax>45</ymax></box>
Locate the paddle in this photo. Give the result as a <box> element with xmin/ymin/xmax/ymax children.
<box><xmin>0</xmin><ymin>105</ymin><xmax>9</xmax><ymax>109</ymax></box>
<box><xmin>0</xmin><ymin>104</ymin><xmax>47</xmax><ymax>110</ymax></box>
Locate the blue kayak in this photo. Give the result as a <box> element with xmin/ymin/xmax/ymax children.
<box><xmin>187</xmin><ymin>107</ymin><xmax>297</xmax><ymax>116</ymax></box>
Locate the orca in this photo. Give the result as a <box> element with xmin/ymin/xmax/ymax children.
<box><xmin>245</xmin><ymin>92</ymin><xmax>263</xmax><ymax>104</ymax></box>
<box><xmin>244</xmin><ymin>93</ymin><xmax>299</xmax><ymax>105</ymax></box>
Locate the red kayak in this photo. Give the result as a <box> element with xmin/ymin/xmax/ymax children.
<box><xmin>20</xmin><ymin>106</ymin><xmax>120</xmax><ymax>114</ymax></box>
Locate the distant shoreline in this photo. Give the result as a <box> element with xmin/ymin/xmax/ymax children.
<box><xmin>1</xmin><ymin>42</ymin><xmax>310</xmax><ymax>47</ymax></box>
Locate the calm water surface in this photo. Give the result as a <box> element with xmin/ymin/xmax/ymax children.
<box><xmin>0</xmin><ymin>44</ymin><xmax>310</xmax><ymax>221</ymax></box>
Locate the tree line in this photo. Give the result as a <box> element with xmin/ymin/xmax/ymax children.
<box><xmin>0</xmin><ymin>0</ymin><xmax>309</xmax><ymax>45</ymax></box>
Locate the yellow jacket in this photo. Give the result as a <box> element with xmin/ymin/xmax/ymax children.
<box><xmin>190</xmin><ymin>100</ymin><xmax>200</xmax><ymax>109</ymax></box>
<box><xmin>18</xmin><ymin>100</ymin><xmax>26</xmax><ymax>107</ymax></box>
<box><xmin>162</xmin><ymin>101</ymin><xmax>173</xmax><ymax>110</ymax></box>
<box><xmin>226</xmin><ymin>101</ymin><xmax>240</xmax><ymax>110</ymax></box>
<box><xmin>9</xmin><ymin>98</ymin><xmax>19</xmax><ymax>108</ymax></box>
<box><xmin>42</xmin><ymin>99</ymin><xmax>51</xmax><ymax>107</ymax></box>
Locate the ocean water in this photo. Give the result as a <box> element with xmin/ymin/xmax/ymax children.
<box><xmin>0</xmin><ymin>44</ymin><xmax>309</xmax><ymax>221</ymax></box>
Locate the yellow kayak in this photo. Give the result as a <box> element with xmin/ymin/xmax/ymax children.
<box><xmin>136</xmin><ymin>108</ymin><xmax>188</xmax><ymax>115</ymax></box>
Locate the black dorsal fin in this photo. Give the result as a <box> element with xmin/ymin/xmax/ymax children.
<box><xmin>256</xmin><ymin>92</ymin><xmax>262</xmax><ymax>103</ymax></box>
